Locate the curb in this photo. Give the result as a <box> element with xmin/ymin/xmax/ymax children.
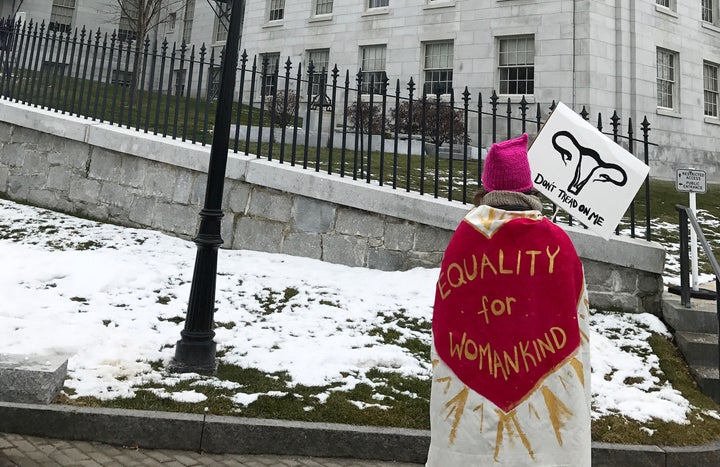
<box><xmin>1</xmin><ymin>402</ymin><xmax>719</xmax><ymax>466</ymax></box>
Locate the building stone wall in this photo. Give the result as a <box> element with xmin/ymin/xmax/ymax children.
<box><xmin>0</xmin><ymin>100</ymin><xmax>665</xmax><ymax>313</ymax></box>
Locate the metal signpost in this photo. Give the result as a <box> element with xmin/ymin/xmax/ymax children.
<box><xmin>676</xmin><ymin>168</ymin><xmax>707</xmax><ymax>291</ymax></box>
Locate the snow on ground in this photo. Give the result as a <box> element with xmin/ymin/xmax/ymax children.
<box><xmin>0</xmin><ymin>198</ymin><xmax>703</xmax><ymax>424</ymax></box>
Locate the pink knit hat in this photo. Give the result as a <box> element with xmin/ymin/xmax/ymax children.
<box><xmin>481</xmin><ymin>133</ymin><xmax>533</xmax><ymax>192</ymax></box>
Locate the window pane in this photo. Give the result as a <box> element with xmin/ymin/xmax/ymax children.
<box><xmin>498</xmin><ymin>36</ymin><xmax>534</xmax><ymax>95</ymax></box>
<box><xmin>183</xmin><ymin>0</ymin><xmax>195</xmax><ymax>43</ymax></box>
<box><xmin>704</xmin><ymin>62</ymin><xmax>719</xmax><ymax>117</ymax></box>
<box><xmin>702</xmin><ymin>0</ymin><xmax>714</xmax><ymax>22</ymax></box>
<box><xmin>316</xmin><ymin>0</ymin><xmax>333</xmax><ymax>15</ymax></box>
<box><xmin>656</xmin><ymin>48</ymin><xmax>676</xmax><ymax>109</ymax></box>
<box><xmin>261</xmin><ymin>53</ymin><xmax>281</xmax><ymax>95</ymax></box>
<box><xmin>423</xmin><ymin>41</ymin><xmax>453</xmax><ymax>94</ymax></box>
<box><xmin>49</xmin><ymin>0</ymin><xmax>76</xmax><ymax>32</ymax></box>
<box><xmin>214</xmin><ymin>2</ymin><xmax>230</xmax><ymax>42</ymax></box>
<box><xmin>369</xmin><ymin>0</ymin><xmax>389</xmax><ymax>8</ymax></box>
<box><xmin>308</xmin><ymin>49</ymin><xmax>330</xmax><ymax>96</ymax></box>
<box><xmin>118</xmin><ymin>1</ymin><xmax>138</xmax><ymax>42</ymax></box>
<box><xmin>269</xmin><ymin>0</ymin><xmax>285</xmax><ymax>21</ymax></box>
<box><xmin>360</xmin><ymin>45</ymin><xmax>387</xmax><ymax>94</ymax></box>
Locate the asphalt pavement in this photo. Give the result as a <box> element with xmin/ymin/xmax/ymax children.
<box><xmin>0</xmin><ymin>432</ymin><xmax>422</xmax><ymax>467</ymax></box>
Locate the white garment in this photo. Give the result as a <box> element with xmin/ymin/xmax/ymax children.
<box><xmin>427</xmin><ymin>206</ymin><xmax>592</xmax><ymax>466</ymax></box>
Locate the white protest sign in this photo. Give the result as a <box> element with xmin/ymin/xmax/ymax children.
<box><xmin>527</xmin><ymin>102</ymin><xmax>649</xmax><ymax>239</ymax></box>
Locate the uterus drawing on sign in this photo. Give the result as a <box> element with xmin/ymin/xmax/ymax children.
<box><xmin>551</xmin><ymin>131</ymin><xmax>628</xmax><ymax>195</ymax></box>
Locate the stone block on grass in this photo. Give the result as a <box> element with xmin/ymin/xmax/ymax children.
<box><xmin>0</xmin><ymin>354</ymin><xmax>68</xmax><ymax>404</ymax></box>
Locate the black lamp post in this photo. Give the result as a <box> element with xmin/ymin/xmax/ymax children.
<box><xmin>171</xmin><ymin>0</ymin><xmax>244</xmax><ymax>374</ymax></box>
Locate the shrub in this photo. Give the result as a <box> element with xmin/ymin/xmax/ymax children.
<box><xmin>346</xmin><ymin>101</ymin><xmax>386</xmax><ymax>135</ymax></box>
<box><xmin>264</xmin><ymin>90</ymin><xmax>298</xmax><ymax>127</ymax></box>
<box><xmin>390</xmin><ymin>99</ymin><xmax>468</xmax><ymax>146</ymax></box>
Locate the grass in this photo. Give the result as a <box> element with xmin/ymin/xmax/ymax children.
<box><xmin>591</xmin><ymin>334</ymin><xmax>720</xmax><ymax>446</ymax></box>
<box><xmin>636</xmin><ymin>180</ymin><xmax>720</xmax><ymax>277</ymax></box>
<box><xmin>56</xmin><ymin>328</ymin><xmax>720</xmax><ymax>445</ymax></box>
<box><xmin>239</xmin><ymin>138</ymin><xmax>480</xmax><ymax>203</ymax></box>
<box><xmin>3</xmin><ymin>72</ymin><xmax>277</xmax><ymax>145</ymax></box>
<box><xmin>57</xmin><ymin>364</ymin><xmax>432</xmax><ymax>430</ymax></box>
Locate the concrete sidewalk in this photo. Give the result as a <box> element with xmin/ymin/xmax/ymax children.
<box><xmin>0</xmin><ymin>432</ymin><xmax>420</xmax><ymax>467</ymax></box>
<box><xmin>1</xmin><ymin>401</ymin><xmax>720</xmax><ymax>466</ymax></box>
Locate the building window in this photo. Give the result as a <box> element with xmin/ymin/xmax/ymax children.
<box><xmin>182</xmin><ymin>0</ymin><xmax>195</xmax><ymax>44</ymax></box>
<box><xmin>208</xmin><ymin>66</ymin><xmax>221</xmax><ymax>101</ymax></box>
<box><xmin>704</xmin><ymin>61</ymin><xmax>719</xmax><ymax>118</ymax></box>
<box><xmin>49</xmin><ymin>0</ymin><xmax>75</xmax><ymax>33</ymax></box>
<box><xmin>656</xmin><ymin>0</ymin><xmax>677</xmax><ymax>12</ymax></box>
<box><xmin>118</xmin><ymin>2</ymin><xmax>138</xmax><ymax>42</ymax></box>
<box><xmin>423</xmin><ymin>41</ymin><xmax>453</xmax><ymax>95</ymax></box>
<box><xmin>369</xmin><ymin>0</ymin><xmax>389</xmax><ymax>8</ymax></box>
<box><xmin>359</xmin><ymin>44</ymin><xmax>387</xmax><ymax>94</ymax></box>
<box><xmin>657</xmin><ymin>48</ymin><xmax>678</xmax><ymax>110</ymax></box>
<box><xmin>269</xmin><ymin>0</ymin><xmax>285</xmax><ymax>21</ymax></box>
<box><xmin>174</xmin><ymin>68</ymin><xmax>187</xmax><ymax>96</ymax></box>
<box><xmin>315</xmin><ymin>0</ymin><xmax>333</xmax><ymax>15</ymax></box>
<box><xmin>261</xmin><ymin>53</ymin><xmax>281</xmax><ymax>95</ymax></box>
<box><xmin>702</xmin><ymin>0</ymin><xmax>717</xmax><ymax>24</ymax></box>
<box><xmin>498</xmin><ymin>36</ymin><xmax>534</xmax><ymax>95</ymax></box>
<box><xmin>307</xmin><ymin>49</ymin><xmax>330</xmax><ymax>97</ymax></box>
<box><xmin>167</xmin><ymin>12</ymin><xmax>176</xmax><ymax>33</ymax></box>
<box><xmin>213</xmin><ymin>1</ymin><xmax>230</xmax><ymax>43</ymax></box>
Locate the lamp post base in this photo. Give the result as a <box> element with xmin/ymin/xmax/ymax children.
<box><xmin>169</xmin><ymin>338</ymin><xmax>217</xmax><ymax>375</ymax></box>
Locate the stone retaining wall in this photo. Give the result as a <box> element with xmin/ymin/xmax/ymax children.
<box><xmin>0</xmin><ymin>101</ymin><xmax>666</xmax><ymax>313</ymax></box>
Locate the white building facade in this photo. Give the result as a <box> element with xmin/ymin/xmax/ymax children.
<box><xmin>238</xmin><ymin>0</ymin><xmax>720</xmax><ymax>182</ymax></box>
<box><xmin>4</xmin><ymin>0</ymin><xmax>720</xmax><ymax>182</ymax></box>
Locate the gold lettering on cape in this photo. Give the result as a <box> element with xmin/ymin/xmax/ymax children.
<box><xmin>503</xmin><ymin>347</ymin><xmax>520</xmax><ymax>375</ymax></box>
<box><xmin>447</xmin><ymin>262</ymin><xmax>467</xmax><ymax>288</ymax></box>
<box><xmin>463</xmin><ymin>256</ymin><xmax>478</xmax><ymax>281</ymax></box>
<box><xmin>493</xmin><ymin>350</ymin><xmax>508</xmax><ymax>380</ymax></box>
<box><xmin>536</xmin><ymin>333</ymin><xmax>556</xmax><ymax>358</ymax></box>
<box><xmin>447</xmin><ymin>326</ymin><xmax>572</xmax><ymax>379</ymax></box>
<box><xmin>550</xmin><ymin>327</ymin><xmax>567</xmax><ymax>349</ymax></box>
<box><xmin>526</xmin><ymin>250</ymin><xmax>541</xmax><ymax>276</ymax></box>
<box><xmin>480</xmin><ymin>253</ymin><xmax>498</xmax><ymax>279</ymax></box>
<box><xmin>519</xmin><ymin>340</ymin><xmax>536</xmax><ymax>372</ymax></box>
<box><xmin>498</xmin><ymin>249</ymin><xmax>513</xmax><ymax>274</ymax></box>
<box><xmin>449</xmin><ymin>332</ymin><xmax>465</xmax><ymax>359</ymax></box>
<box><xmin>436</xmin><ymin>246</ymin><xmax>562</xmax><ymax>298</ymax></box>
<box><xmin>437</xmin><ymin>272</ymin><xmax>450</xmax><ymax>300</ymax></box>
<box><xmin>546</xmin><ymin>245</ymin><xmax>560</xmax><ymax>273</ymax></box>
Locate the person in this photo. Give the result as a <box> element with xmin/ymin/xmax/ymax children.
<box><xmin>426</xmin><ymin>133</ymin><xmax>591</xmax><ymax>466</ymax></box>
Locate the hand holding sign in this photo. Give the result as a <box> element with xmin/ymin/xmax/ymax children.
<box><xmin>528</xmin><ymin>102</ymin><xmax>649</xmax><ymax>239</ymax></box>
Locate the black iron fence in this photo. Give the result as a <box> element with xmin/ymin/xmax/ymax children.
<box><xmin>0</xmin><ymin>17</ymin><xmax>655</xmax><ymax>239</ymax></box>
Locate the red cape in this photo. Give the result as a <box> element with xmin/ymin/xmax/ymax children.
<box><xmin>433</xmin><ymin>216</ymin><xmax>584</xmax><ymax>412</ymax></box>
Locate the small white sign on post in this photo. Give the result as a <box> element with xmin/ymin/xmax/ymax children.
<box><xmin>676</xmin><ymin>168</ymin><xmax>706</xmax><ymax>194</ymax></box>
<box><xmin>527</xmin><ymin>102</ymin><xmax>650</xmax><ymax>239</ymax></box>
<box><xmin>675</xmin><ymin>168</ymin><xmax>706</xmax><ymax>290</ymax></box>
